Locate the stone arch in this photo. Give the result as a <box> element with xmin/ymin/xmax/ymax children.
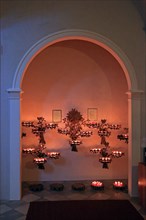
<box><xmin>7</xmin><ymin>29</ymin><xmax>142</xmax><ymax>199</ymax></box>
<box><xmin>12</xmin><ymin>30</ymin><xmax>137</xmax><ymax>90</ymax></box>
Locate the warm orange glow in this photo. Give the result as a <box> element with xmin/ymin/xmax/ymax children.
<box><xmin>113</xmin><ymin>181</ymin><xmax>124</xmax><ymax>188</ymax></box>
<box><xmin>91</xmin><ymin>181</ymin><xmax>103</xmax><ymax>187</ymax></box>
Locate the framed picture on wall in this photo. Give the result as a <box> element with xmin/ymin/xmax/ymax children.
<box><xmin>52</xmin><ymin>109</ymin><xmax>62</xmax><ymax>123</ymax></box>
<box><xmin>87</xmin><ymin>108</ymin><xmax>98</xmax><ymax>121</ymax></box>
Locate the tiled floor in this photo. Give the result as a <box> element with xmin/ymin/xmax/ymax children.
<box><xmin>0</xmin><ymin>180</ymin><xmax>146</xmax><ymax>220</ymax></box>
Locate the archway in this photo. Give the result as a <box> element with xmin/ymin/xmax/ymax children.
<box><xmin>7</xmin><ymin>29</ymin><xmax>142</xmax><ymax>199</ymax></box>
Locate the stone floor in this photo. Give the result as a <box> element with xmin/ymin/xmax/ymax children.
<box><xmin>0</xmin><ymin>180</ymin><xmax>146</xmax><ymax>220</ymax></box>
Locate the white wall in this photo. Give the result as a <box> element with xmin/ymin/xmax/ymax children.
<box><xmin>0</xmin><ymin>0</ymin><xmax>145</xmax><ymax>199</ymax></box>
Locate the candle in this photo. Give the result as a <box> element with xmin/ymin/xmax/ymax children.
<box><xmin>91</xmin><ymin>181</ymin><xmax>104</xmax><ymax>189</ymax></box>
<box><xmin>70</xmin><ymin>140</ymin><xmax>81</xmax><ymax>145</ymax></box>
<box><xmin>91</xmin><ymin>181</ymin><xmax>103</xmax><ymax>187</ymax></box>
<box><xmin>113</xmin><ymin>181</ymin><xmax>124</xmax><ymax>188</ymax></box>
<box><xmin>23</xmin><ymin>148</ymin><xmax>35</xmax><ymax>154</ymax></box>
<box><xmin>33</xmin><ymin>157</ymin><xmax>47</xmax><ymax>164</ymax></box>
<box><xmin>112</xmin><ymin>151</ymin><xmax>124</xmax><ymax>158</ymax></box>
<box><xmin>99</xmin><ymin>157</ymin><xmax>111</xmax><ymax>163</ymax></box>
<box><xmin>90</xmin><ymin>148</ymin><xmax>101</xmax><ymax>153</ymax></box>
<box><xmin>48</xmin><ymin>152</ymin><xmax>60</xmax><ymax>159</ymax></box>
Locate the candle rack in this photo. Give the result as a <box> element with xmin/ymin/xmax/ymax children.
<box><xmin>89</xmin><ymin>119</ymin><xmax>125</xmax><ymax>169</ymax></box>
<box><xmin>117</xmin><ymin>127</ymin><xmax>129</xmax><ymax>143</ymax></box>
<box><xmin>22</xmin><ymin>117</ymin><xmax>60</xmax><ymax>169</ymax></box>
<box><xmin>58</xmin><ymin>108</ymin><xmax>93</xmax><ymax>152</ymax></box>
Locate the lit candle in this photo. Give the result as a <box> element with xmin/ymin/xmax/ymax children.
<box><xmin>23</xmin><ymin>148</ymin><xmax>35</xmax><ymax>154</ymax></box>
<box><xmin>91</xmin><ymin>181</ymin><xmax>104</xmax><ymax>189</ymax></box>
<box><xmin>33</xmin><ymin>157</ymin><xmax>47</xmax><ymax>164</ymax></box>
<box><xmin>90</xmin><ymin>148</ymin><xmax>101</xmax><ymax>153</ymax></box>
<box><xmin>113</xmin><ymin>181</ymin><xmax>124</xmax><ymax>188</ymax></box>
<box><xmin>48</xmin><ymin>152</ymin><xmax>60</xmax><ymax>159</ymax></box>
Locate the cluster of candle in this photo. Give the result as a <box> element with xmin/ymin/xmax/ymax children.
<box><xmin>58</xmin><ymin>128</ymin><xmax>69</xmax><ymax>135</ymax></box>
<box><xmin>69</xmin><ymin>140</ymin><xmax>82</xmax><ymax>145</ymax></box>
<box><xmin>22</xmin><ymin>121</ymin><xmax>34</xmax><ymax>127</ymax></box>
<box><xmin>33</xmin><ymin>157</ymin><xmax>47</xmax><ymax>164</ymax></box>
<box><xmin>99</xmin><ymin>157</ymin><xmax>112</xmax><ymax>163</ymax></box>
<box><xmin>112</xmin><ymin>151</ymin><xmax>124</xmax><ymax>158</ymax></box>
<box><xmin>117</xmin><ymin>134</ymin><xmax>128</xmax><ymax>139</ymax></box>
<box><xmin>117</xmin><ymin>132</ymin><xmax>128</xmax><ymax>143</ymax></box>
<box><xmin>48</xmin><ymin>152</ymin><xmax>60</xmax><ymax>159</ymax></box>
<box><xmin>113</xmin><ymin>181</ymin><xmax>124</xmax><ymax>188</ymax></box>
<box><xmin>32</xmin><ymin>127</ymin><xmax>45</xmax><ymax>135</ymax></box>
<box><xmin>98</xmin><ymin>129</ymin><xmax>111</xmax><ymax>137</ymax></box>
<box><xmin>46</xmin><ymin>123</ymin><xmax>58</xmax><ymax>129</ymax></box>
<box><xmin>80</xmin><ymin>131</ymin><xmax>93</xmax><ymax>137</ymax></box>
<box><xmin>91</xmin><ymin>181</ymin><xmax>103</xmax><ymax>188</ymax></box>
<box><xmin>90</xmin><ymin>148</ymin><xmax>101</xmax><ymax>153</ymax></box>
<box><xmin>86</xmin><ymin>121</ymin><xmax>99</xmax><ymax>128</ymax></box>
<box><xmin>108</xmin><ymin>124</ymin><xmax>121</xmax><ymax>130</ymax></box>
<box><xmin>23</xmin><ymin>148</ymin><xmax>35</xmax><ymax>154</ymax></box>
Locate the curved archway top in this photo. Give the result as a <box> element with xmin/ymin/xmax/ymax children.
<box><xmin>11</xmin><ymin>29</ymin><xmax>138</xmax><ymax>91</ymax></box>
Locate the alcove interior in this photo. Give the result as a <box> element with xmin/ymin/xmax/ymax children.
<box><xmin>21</xmin><ymin>39</ymin><xmax>128</xmax><ymax>182</ymax></box>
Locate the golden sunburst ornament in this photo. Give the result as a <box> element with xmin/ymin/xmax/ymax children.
<box><xmin>66</xmin><ymin>108</ymin><xmax>84</xmax><ymax>123</ymax></box>
<box><xmin>58</xmin><ymin>108</ymin><xmax>93</xmax><ymax>151</ymax></box>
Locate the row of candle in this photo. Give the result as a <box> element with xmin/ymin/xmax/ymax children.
<box><xmin>90</xmin><ymin>148</ymin><xmax>101</xmax><ymax>153</ymax></box>
<box><xmin>91</xmin><ymin>180</ymin><xmax>125</xmax><ymax>189</ymax></box>
<box><xmin>69</xmin><ymin>140</ymin><xmax>82</xmax><ymax>145</ymax></box>
<box><xmin>112</xmin><ymin>151</ymin><xmax>124</xmax><ymax>158</ymax></box>
<box><xmin>46</xmin><ymin>123</ymin><xmax>58</xmax><ymax>129</ymax></box>
<box><xmin>86</xmin><ymin>122</ymin><xmax>121</xmax><ymax>130</ymax></box>
<box><xmin>98</xmin><ymin>130</ymin><xmax>111</xmax><ymax>137</ymax></box>
<box><xmin>32</xmin><ymin>128</ymin><xmax>46</xmax><ymax>134</ymax></box>
<box><xmin>33</xmin><ymin>157</ymin><xmax>47</xmax><ymax>164</ymax></box>
<box><xmin>113</xmin><ymin>181</ymin><xmax>124</xmax><ymax>188</ymax></box>
<box><xmin>86</xmin><ymin>122</ymin><xmax>99</xmax><ymax>128</ymax></box>
<box><xmin>108</xmin><ymin>124</ymin><xmax>121</xmax><ymax>130</ymax></box>
<box><xmin>80</xmin><ymin>131</ymin><xmax>93</xmax><ymax>137</ymax></box>
<box><xmin>58</xmin><ymin>128</ymin><xmax>69</xmax><ymax>135</ymax></box>
<box><xmin>23</xmin><ymin>148</ymin><xmax>35</xmax><ymax>154</ymax></box>
<box><xmin>22</xmin><ymin>121</ymin><xmax>34</xmax><ymax>127</ymax></box>
<box><xmin>90</xmin><ymin>148</ymin><xmax>124</xmax><ymax>158</ymax></box>
<box><xmin>91</xmin><ymin>181</ymin><xmax>104</xmax><ymax>187</ymax></box>
<box><xmin>22</xmin><ymin>121</ymin><xmax>58</xmax><ymax>130</ymax></box>
<box><xmin>117</xmin><ymin>134</ymin><xmax>128</xmax><ymax>139</ymax></box>
<box><xmin>48</xmin><ymin>152</ymin><xmax>60</xmax><ymax>159</ymax></box>
<box><xmin>99</xmin><ymin>157</ymin><xmax>112</xmax><ymax>163</ymax></box>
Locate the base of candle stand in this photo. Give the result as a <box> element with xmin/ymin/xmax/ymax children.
<box><xmin>71</xmin><ymin>144</ymin><xmax>78</xmax><ymax>152</ymax></box>
<box><xmin>29</xmin><ymin>184</ymin><xmax>44</xmax><ymax>192</ymax></box>
<box><xmin>72</xmin><ymin>183</ymin><xmax>85</xmax><ymax>191</ymax></box>
<box><xmin>50</xmin><ymin>183</ymin><xmax>64</xmax><ymax>191</ymax></box>
<box><xmin>113</xmin><ymin>184</ymin><xmax>126</xmax><ymax>191</ymax></box>
<box><xmin>91</xmin><ymin>185</ymin><xmax>104</xmax><ymax>190</ymax></box>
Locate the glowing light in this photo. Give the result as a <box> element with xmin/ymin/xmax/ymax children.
<box><xmin>113</xmin><ymin>181</ymin><xmax>125</xmax><ymax>189</ymax></box>
<box><xmin>91</xmin><ymin>181</ymin><xmax>104</xmax><ymax>189</ymax></box>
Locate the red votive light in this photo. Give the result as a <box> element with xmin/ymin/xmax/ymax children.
<box><xmin>48</xmin><ymin>152</ymin><xmax>60</xmax><ymax>159</ymax></box>
<box><xmin>70</xmin><ymin>140</ymin><xmax>82</xmax><ymax>145</ymax></box>
<box><xmin>113</xmin><ymin>181</ymin><xmax>124</xmax><ymax>188</ymax></box>
<box><xmin>23</xmin><ymin>148</ymin><xmax>35</xmax><ymax>154</ymax></box>
<box><xmin>33</xmin><ymin>157</ymin><xmax>47</xmax><ymax>164</ymax></box>
<box><xmin>91</xmin><ymin>181</ymin><xmax>104</xmax><ymax>189</ymax></box>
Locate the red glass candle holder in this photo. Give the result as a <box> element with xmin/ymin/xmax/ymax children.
<box><xmin>113</xmin><ymin>181</ymin><xmax>125</xmax><ymax>190</ymax></box>
<box><xmin>91</xmin><ymin>181</ymin><xmax>104</xmax><ymax>190</ymax></box>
